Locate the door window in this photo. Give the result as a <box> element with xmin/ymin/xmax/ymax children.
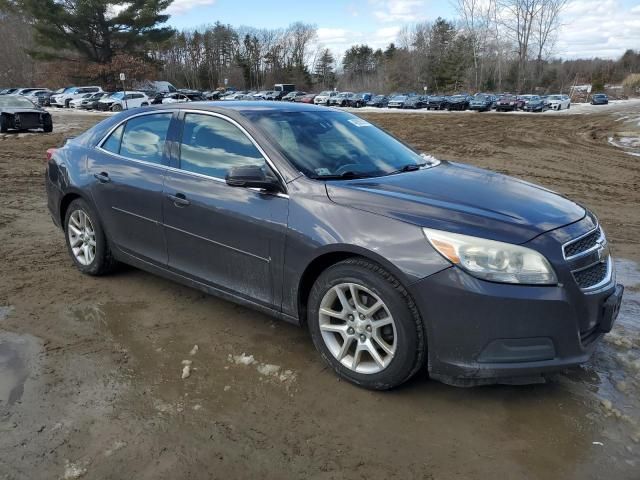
<box><xmin>102</xmin><ymin>124</ymin><xmax>124</xmax><ymax>154</ymax></box>
<box><xmin>179</xmin><ymin>113</ymin><xmax>266</xmax><ymax>179</ymax></box>
<box><xmin>117</xmin><ymin>113</ymin><xmax>172</xmax><ymax>164</ymax></box>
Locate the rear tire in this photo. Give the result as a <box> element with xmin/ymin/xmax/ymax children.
<box><xmin>0</xmin><ymin>115</ymin><xmax>8</xmax><ymax>133</ymax></box>
<box><xmin>307</xmin><ymin>258</ymin><xmax>426</xmax><ymax>390</ymax></box>
<box><xmin>43</xmin><ymin>116</ymin><xmax>53</xmax><ymax>133</ymax></box>
<box><xmin>64</xmin><ymin>198</ymin><xmax>117</xmax><ymax>276</ymax></box>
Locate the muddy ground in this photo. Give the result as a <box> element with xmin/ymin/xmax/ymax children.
<box><xmin>1</xmin><ymin>104</ymin><xmax>639</xmax><ymax>479</ymax></box>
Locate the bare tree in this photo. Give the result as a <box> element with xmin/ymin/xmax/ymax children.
<box><xmin>499</xmin><ymin>0</ymin><xmax>543</xmax><ymax>91</ymax></box>
<box><xmin>454</xmin><ymin>0</ymin><xmax>493</xmax><ymax>90</ymax></box>
<box><xmin>533</xmin><ymin>0</ymin><xmax>568</xmax><ymax>82</ymax></box>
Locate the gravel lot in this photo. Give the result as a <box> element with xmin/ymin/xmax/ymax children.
<box><xmin>1</xmin><ymin>103</ymin><xmax>639</xmax><ymax>479</ymax></box>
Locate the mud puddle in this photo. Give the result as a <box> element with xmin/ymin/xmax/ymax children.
<box><xmin>0</xmin><ymin>332</ymin><xmax>40</xmax><ymax>407</ymax></box>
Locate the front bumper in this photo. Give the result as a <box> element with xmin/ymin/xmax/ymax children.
<box><xmin>411</xmin><ymin>267</ymin><xmax>621</xmax><ymax>385</ymax></box>
<box><xmin>409</xmin><ymin>218</ymin><xmax>623</xmax><ymax>385</ymax></box>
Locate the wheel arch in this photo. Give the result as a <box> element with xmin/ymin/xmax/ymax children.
<box><xmin>59</xmin><ymin>189</ymin><xmax>96</xmax><ymax>227</ymax></box>
<box><xmin>296</xmin><ymin>245</ymin><xmax>414</xmax><ymax>327</ymax></box>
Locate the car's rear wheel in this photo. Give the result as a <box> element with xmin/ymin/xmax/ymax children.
<box><xmin>43</xmin><ymin>116</ymin><xmax>53</xmax><ymax>133</ymax></box>
<box><xmin>64</xmin><ymin>198</ymin><xmax>116</xmax><ymax>276</ymax></box>
<box><xmin>0</xmin><ymin>115</ymin><xmax>8</xmax><ymax>133</ymax></box>
<box><xmin>308</xmin><ymin>258</ymin><xmax>425</xmax><ymax>390</ymax></box>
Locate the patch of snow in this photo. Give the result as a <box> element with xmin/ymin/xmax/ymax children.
<box><xmin>229</xmin><ymin>353</ymin><xmax>257</xmax><ymax>366</ymax></box>
<box><xmin>181</xmin><ymin>365</ymin><xmax>191</xmax><ymax>379</ymax></box>
<box><xmin>63</xmin><ymin>461</ymin><xmax>87</xmax><ymax>479</ymax></box>
<box><xmin>193</xmin><ymin>404</ymin><xmax>202</xmax><ymax>411</ymax></box>
<box><xmin>223</xmin><ymin>385</ymin><xmax>231</xmax><ymax>392</ymax></box>
<box><xmin>592</xmin><ymin>441</ymin><xmax>604</xmax><ymax>446</ymax></box>
<box><xmin>181</xmin><ymin>359</ymin><xmax>192</xmax><ymax>366</ymax></box>
<box><xmin>189</xmin><ymin>344</ymin><xmax>199</xmax><ymax>355</ymax></box>
<box><xmin>257</xmin><ymin>364</ymin><xmax>281</xmax><ymax>376</ymax></box>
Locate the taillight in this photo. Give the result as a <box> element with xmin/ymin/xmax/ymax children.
<box><xmin>46</xmin><ymin>148</ymin><xmax>56</xmax><ymax>162</ymax></box>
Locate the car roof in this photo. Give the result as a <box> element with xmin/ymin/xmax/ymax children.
<box><xmin>144</xmin><ymin>100</ymin><xmax>326</xmax><ymax>114</ymax></box>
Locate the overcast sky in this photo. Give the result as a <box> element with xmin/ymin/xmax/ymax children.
<box><xmin>165</xmin><ymin>0</ymin><xmax>640</xmax><ymax>60</ymax></box>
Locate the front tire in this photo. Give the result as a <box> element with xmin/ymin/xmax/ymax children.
<box><xmin>64</xmin><ymin>198</ymin><xmax>117</xmax><ymax>276</ymax></box>
<box><xmin>111</xmin><ymin>104</ymin><xmax>123</xmax><ymax>112</ymax></box>
<box><xmin>0</xmin><ymin>115</ymin><xmax>8</xmax><ymax>133</ymax></box>
<box><xmin>307</xmin><ymin>258</ymin><xmax>426</xmax><ymax>390</ymax></box>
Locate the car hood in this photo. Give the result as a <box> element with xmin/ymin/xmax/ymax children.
<box><xmin>326</xmin><ymin>161</ymin><xmax>585</xmax><ymax>244</ymax></box>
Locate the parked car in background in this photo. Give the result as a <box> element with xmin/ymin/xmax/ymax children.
<box><xmin>547</xmin><ymin>94</ymin><xmax>571</xmax><ymax>110</ymax></box>
<box><xmin>314</xmin><ymin>91</ymin><xmax>337</xmax><ymax>105</ymax></box>
<box><xmin>345</xmin><ymin>93</ymin><xmax>373</xmax><ymax>108</ymax></box>
<box><xmin>162</xmin><ymin>92</ymin><xmax>206</xmax><ymax>104</ymax></box>
<box><xmin>274</xmin><ymin>83</ymin><xmax>295</xmax><ymax>99</ymax></box>
<box><xmin>69</xmin><ymin>93</ymin><xmax>95</xmax><ymax>109</ymax></box>
<box><xmin>96</xmin><ymin>91</ymin><xmax>150</xmax><ymax>111</ymax></box>
<box><xmin>388</xmin><ymin>94</ymin><xmax>410</xmax><ymax>109</ymax></box>
<box><xmin>468</xmin><ymin>94</ymin><xmax>495</xmax><ymax>112</ymax></box>
<box><xmin>446</xmin><ymin>94</ymin><xmax>471</xmax><ymax>111</ymax></box>
<box><xmin>591</xmin><ymin>93</ymin><xmax>609</xmax><ymax>105</ymax></box>
<box><xmin>329</xmin><ymin>92</ymin><xmax>354</xmax><ymax>107</ymax></box>
<box><xmin>46</xmin><ymin>101</ymin><xmax>623</xmax><ymax>390</ymax></box>
<box><xmin>51</xmin><ymin>86</ymin><xmax>103</xmax><ymax>108</ymax></box>
<box><xmin>495</xmin><ymin>94</ymin><xmax>523</xmax><ymax>112</ymax></box>
<box><xmin>78</xmin><ymin>92</ymin><xmax>112</xmax><ymax>110</ymax></box>
<box><xmin>282</xmin><ymin>91</ymin><xmax>306</xmax><ymax>102</ymax></box>
<box><xmin>0</xmin><ymin>95</ymin><xmax>52</xmax><ymax>132</ymax></box>
<box><xmin>425</xmin><ymin>95</ymin><xmax>448</xmax><ymax>110</ymax></box>
<box><xmin>298</xmin><ymin>93</ymin><xmax>316</xmax><ymax>103</ymax></box>
<box><xmin>0</xmin><ymin>88</ymin><xmax>19</xmax><ymax>95</ymax></box>
<box><xmin>15</xmin><ymin>88</ymin><xmax>48</xmax><ymax>96</ymax></box>
<box><xmin>366</xmin><ymin>95</ymin><xmax>389</xmax><ymax>108</ymax></box>
<box><xmin>25</xmin><ymin>89</ymin><xmax>54</xmax><ymax>107</ymax></box>
<box><xmin>403</xmin><ymin>95</ymin><xmax>428</xmax><ymax>109</ymax></box>
<box><xmin>523</xmin><ymin>96</ymin><xmax>548</xmax><ymax>112</ymax></box>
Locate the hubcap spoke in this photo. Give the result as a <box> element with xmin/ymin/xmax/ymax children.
<box><xmin>319</xmin><ymin>307</ymin><xmax>347</xmax><ymax>320</ymax></box>
<box><xmin>337</xmin><ymin>336</ymin><xmax>353</xmax><ymax>361</ymax></box>
<box><xmin>364</xmin><ymin>339</ymin><xmax>385</xmax><ymax>368</ymax></box>
<box><xmin>319</xmin><ymin>322</ymin><xmax>348</xmax><ymax>334</ymax></box>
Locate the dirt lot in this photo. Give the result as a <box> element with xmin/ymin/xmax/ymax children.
<box><xmin>1</xmin><ymin>104</ymin><xmax>639</xmax><ymax>479</ymax></box>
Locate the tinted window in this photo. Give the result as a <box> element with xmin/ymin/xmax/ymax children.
<box><xmin>102</xmin><ymin>124</ymin><xmax>124</xmax><ymax>154</ymax></box>
<box><xmin>179</xmin><ymin>113</ymin><xmax>265</xmax><ymax>178</ymax></box>
<box><xmin>119</xmin><ymin>113</ymin><xmax>172</xmax><ymax>164</ymax></box>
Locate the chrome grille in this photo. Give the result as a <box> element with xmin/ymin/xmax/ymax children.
<box><xmin>573</xmin><ymin>261</ymin><xmax>608</xmax><ymax>289</ymax></box>
<box><xmin>563</xmin><ymin>227</ymin><xmax>602</xmax><ymax>259</ymax></box>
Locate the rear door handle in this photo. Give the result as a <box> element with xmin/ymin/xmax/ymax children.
<box><xmin>93</xmin><ymin>172</ymin><xmax>110</xmax><ymax>183</ymax></box>
<box><xmin>167</xmin><ymin>193</ymin><xmax>190</xmax><ymax>207</ymax></box>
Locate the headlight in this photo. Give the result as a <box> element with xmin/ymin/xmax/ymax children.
<box><xmin>423</xmin><ymin>228</ymin><xmax>557</xmax><ymax>285</ymax></box>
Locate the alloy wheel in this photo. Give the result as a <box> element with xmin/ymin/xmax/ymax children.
<box><xmin>67</xmin><ymin>210</ymin><xmax>96</xmax><ymax>266</ymax></box>
<box><xmin>318</xmin><ymin>282</ymin><xmax>397</xmax><ymax>374</ymax></box>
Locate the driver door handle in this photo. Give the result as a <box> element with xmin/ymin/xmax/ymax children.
<box><xmin>93</xmin><ymin>172</ymin><xmax>110</xmax><ymax>183</ymax></box>
<box><xmin>167</xmin><ymin>193</ymin><xmax>190</xmax><ymax>207</ymax></box>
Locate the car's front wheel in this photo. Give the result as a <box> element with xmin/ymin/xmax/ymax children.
<box><xmin>308</xmin><ymin>258</ymin><xmax>425</xmax><ymax>390</ymax></box>
<box><xmin>111</xmin><ymin>104</ymin><xmax>123</xmax><ymax>112</ymax></box>
<box><xmin>64</xmin><ymin>198</ymin><xmax>117</xmax><ymax>276</ymax></box>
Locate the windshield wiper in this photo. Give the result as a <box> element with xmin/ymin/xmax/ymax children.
<box><xmin>313</xmin><ymin>171</ymin><xmax>376</xmax><ymax>180</ymax></box>
<box><xmin>386</xmin><ymin>163</ymin><xmax>426</xmax><ymax>176</ymax></box>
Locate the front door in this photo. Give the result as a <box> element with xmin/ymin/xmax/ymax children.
<box><xmin>162</xmin><ymin>112</ymin><xmax>288</xmax><ymax>307</ymax></box>
<box><xmin>88</xmin><ymin>112</ymin><xmax>174</xmax><ymax>265</ymax></box>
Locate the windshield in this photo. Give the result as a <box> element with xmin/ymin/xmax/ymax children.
<box><xmin>247</xmin><ymin>110</ymin><xmax>433</xmax><ymax>179</ymax></box>
<box><xmin>548</xmin><ymin>95</ymin><xmax>562</xmax><ymax>100</ymax></box>
<box><xmin>110</xmin><ymin>92</ymin><xmax>125</xmax><ymax>99</ymax></box>
<box><xmin>0</xmin><ymin>96</ymin><xmax>37</xmax><ymax>108</ymax></box>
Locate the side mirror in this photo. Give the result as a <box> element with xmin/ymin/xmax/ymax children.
<box><xmin>225</xmin><ymin>165</ymin><xmax>281</xmax><ymax>192</ymax></box>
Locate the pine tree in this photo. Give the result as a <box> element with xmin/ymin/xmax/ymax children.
<box><xmin>4</xmin><ymin>0</ymin><xmax>174</xmax><ymax>64</ymax></box>
<box><xmin>314</xmin><ymin>48</ymin><xmax>335</xmax><ymax>89</ymax></box>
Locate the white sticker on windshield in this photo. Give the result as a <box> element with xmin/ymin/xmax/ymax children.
<box><xmin>315</xmin><ymin>168</ymin><xmax>332</xmax><ymax>176</ymax></box>
<box><xmin>348</xmin><ymin>118</ymin><xmax>372</xmax><ymax>127</ymax></box>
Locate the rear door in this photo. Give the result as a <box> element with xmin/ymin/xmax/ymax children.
<box><xmin>88</xmin><ymin>111</ymin><xmax>177</xmax><ymax>265</ymax></box>
<box><xmin>162</xmin><ymin>111</ymin><xmax>289</xmax><ymax>307</ymax></box>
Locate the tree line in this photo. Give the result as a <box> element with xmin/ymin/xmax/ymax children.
<box><xmin>1</xmin><ymin>0</ymin><xmax>639</xmax><ymax>95</ymax></box>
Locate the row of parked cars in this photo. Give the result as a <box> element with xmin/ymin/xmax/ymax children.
<box><xmin>306</xmin><ymin>92</ymin><xmax>577</xmax><ymax>112</ymax></box>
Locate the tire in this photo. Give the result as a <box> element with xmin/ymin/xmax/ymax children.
<box><xmin>43</xmin><ymin>116</ymin><xmax>53</xmax><ymax>133</ymax></box>
<box><xmin>0</xmin><ymin>114</ymin><xmax>8</xmax><ymax>133</ymax></box>
<box><xmin>307</xmin><ymin>258</ymin><xmax>426</xmax><ymax>390</ymax></box>
<box><xmin>111</xmin><ymin>104</ymin><xmax>123</xmax><ymax>112</ymax></box>
<box><xmin>64</xmin><ymin>99</ymin><xmax>71</xmax><ymax>108</ymax></box>
<box><xmin>64</xmin><ymin>198</ymin><xmax>117</xmax><ymax>276</ymax></box>
<box><xmin>141</xmin><ymin>102</ymin><xmax>149</xmax><ymax>107</ymax></box>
